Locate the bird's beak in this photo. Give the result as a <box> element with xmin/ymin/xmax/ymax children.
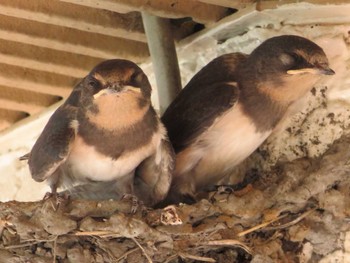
<box><xmin>123</xmin><ymin>85</ymin><xmax>141</xmax><ymax>93</ymax></box>
<box><xmin>317</xmin><ymin>67</ymin><xmax>335</xmax><ymax>75</ymax></box>
<box><xmin>287</xmin><ymin>66</ymin><xmax>335</xmax><ymax>76</ymax></box>
<box><xmin>93</xmin><ymin>88</ymin><xmax>110</xmax><ymax>99</ymax></box>
<box><xmin>93</xmin><ymin>85</ymin><xmax>140</xmax><ymax>99</ymax></box>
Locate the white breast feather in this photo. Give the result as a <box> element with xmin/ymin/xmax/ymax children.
<box><xmin>176</xmin><ymin>104</ymin><xmax>271</xmax><ymax>186</ymax></box>
<box><xmin>63</xmin><ymin>131</ymin><xmax>162</xmax><ymax>184</ymax></box>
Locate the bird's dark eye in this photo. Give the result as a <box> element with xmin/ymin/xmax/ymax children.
<box><xmin>129</xmin><ymin>71</ymin><xmax>144</xmax><ymax>88</ymax></box>
<box><xmin>279</xmin><ymin>53</ymin><xmax>296</xmax><ymax>67</ymax></box>
<box><xmin>87</xmin><ymin>77</ymin><xmax>101</xmax><ymax>90</ymax></box>
<box><xmin>279</xmin><ymin>52</ymin><xmax>306</xmax><ymax>71</ymax></box>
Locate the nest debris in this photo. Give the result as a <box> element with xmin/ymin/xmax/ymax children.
<box><xmin>1</xmin><ymin>134</ymin><xmax>350</xmax><ymax>262</ymax></box>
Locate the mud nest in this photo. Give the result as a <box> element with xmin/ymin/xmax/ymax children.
<box><xmin>1</xmin><ymin>134</ymin><xmax>350</xmax><ymax>263</ymax></box>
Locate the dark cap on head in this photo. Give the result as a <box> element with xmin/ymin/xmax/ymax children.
<box><xmin>88</xmin><ymin>59</ymin><xmax>152</xmax><ymax>98</ymax></box>
<box><xmin>244</xmin><ymin>35</ymin><xmax>334</xmax><ymax>78</ymax></box>
<box><xmin>252</xmin><ymin>35</ymin><xmax>325</xmax><ymax>57</ymax></box>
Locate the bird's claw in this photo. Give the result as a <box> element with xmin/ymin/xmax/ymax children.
<box><xmin>43</xmin><ymin>191</ymin><xmax>70</xmax><ymax>211</ymax></box>
<box><xmin>43</xmin><ymin>191</ymin><xmax>54</xmax><ymax>201</ymax></box>
<box><xmin>122</xmin><ymin>194</ymin><xmax>144</xmax><ymax>214</ymax></box>
<box><xmin>216</xmin><ymin>185</ymin><xmax>235</xmax><ymax>194</ymax></box>
<box><xmin>208</xmin><ymin>185</ymin><xmax>234</xmax><ymax>202</ymax></box>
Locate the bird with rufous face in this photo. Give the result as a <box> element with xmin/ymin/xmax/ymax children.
<box><xmin>22</xmin><ymin>59</ymin><xmax>174</xmax><ymax>207</ymax></box>
<box><xmin>161</xmin><ymin>35</ymin><xmax>335</xmax><ymax>204</ymax></box>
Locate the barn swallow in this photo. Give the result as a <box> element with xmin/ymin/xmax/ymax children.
<box><xmin>161</xmin><ymin>35</ymin><xmax>335</xmax><ymax>204</ymax></box>
<box><xmin>23</xmin><ymin>59</ymin><xmax>174</xmax><ymax>207</ymax></box>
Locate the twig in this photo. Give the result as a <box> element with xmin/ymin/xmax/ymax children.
<box><xmin>164</xmin><ymin>254</ymin><xmax>179</xmax><ymax>263</ymax></box>
<box><xmin>116</xmin><ymin>247</ymin><xmax>140</xmax><ymax>262</ymax></box>
<box><xmin>201</xmin><ymin>239</ymin><xmax>253</xmax><ymax>255</ymax></box>
<box><xmin>196</xmin><ymin>228</ymin><xmax>221</xmax><ymax>245</ymax></box>
<box><xmin>94</xmin><ymin>238</ymin><xmax>119</xmax><ymax>262</ymax></box>
<box><xmin>179</xmin><ymin>252</ymin><xmax>216</xmax><ymax>262</ymax></box>
<box><xmin>4</xmin><ymin>236</ymin><xmax>58</xmax><ymax>249</ymax></box>
<box><xmin>74</xmin><ymin>231</ymin><xmax>114</xmax><ymax>236</ymax></box>
<box><xmin>4</xmin><ymin>242</ymin><xmax>40</xmax><ymax>250</ymax></box>
<box><xmin>52</xmin><ymin>235</ymin><xmax>58</xmax><ymax>263</ymax></box>
<box><xmin>74</xmin><ymin>230</ymin><xmax>124</xmax><ymax>239</ymax></box>
<box><xmin>237</xmin><ymin>213</ymin><xmax>288</xmax><ymax>237</ymax></box>
<box><xmin>262</xmin><ymin>208</ymin><xmax>317</xmax><ymax>231</ymax></box>
<box><xmin>237</xmin><ymin>208</ymin><xmax>317</xmax><ymax>237</ymax></box>
<box><xmin>131</xmin><ymin>237</ymin><xmax>153</xmax><ymax>263</ymax></box>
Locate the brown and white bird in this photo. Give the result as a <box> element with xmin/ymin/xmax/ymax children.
<box><xmin>23</xmin><ymin>59</ymin><xmax>174</xmax><ymax>206</ymax></box>
<box><xmin>161</xmin><ymin>35</ymin><xmax>335</xmax><ymax>204</ymax></box>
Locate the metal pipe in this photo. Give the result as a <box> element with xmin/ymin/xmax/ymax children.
<box><xmin>141</xmin><ymin>12</ymin><xmax>182</xmax><ymax>114</ymax></box>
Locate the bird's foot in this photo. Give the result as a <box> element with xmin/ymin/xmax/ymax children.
<box><xmin>216</xmin><ymin>185</ymin><xmax>235</xmax><ymax>194</ymax></box>
<box><xmin>208</xmin><ymin>185</ymin><xmax>234</xmax><ymax>202</ymax></box>
<box><xmin>208</xmin><ymin>170</ymin><xmax>258</xmax><ymax>202</ymax></box>
<box><xmin>43</xmin><ymin>191</ymin><xmax>70</xmax><ymax>210</ymax></box>
<box><xmin>121</xmin><ymin>194</ymin><xmax>145</xmax><ymax>214</ymax></box>
<box><xmin>43</xmin><ymin>191</ymin><xmax>54</xmax><ymax>201</ymax></box>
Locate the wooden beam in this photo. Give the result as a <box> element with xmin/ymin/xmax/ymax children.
<box><xmin>60</xmin><ymin>0</ymin><xmax>230</xmax><ymax>24</ymax></box>
<box><xmin>0</xmin><ymin>109</ymin><xmax>27</xmax><ymax>132</ymax></box>
<box><xmin>0</xmin><ymin>85</ymin><xmax>61</xmax><ymax>113</ymax></box>
<box><xmin>59</xmin><ymin>0</ymin><xmax>133</xmax><ymax>14</ymax></box>
<box><xmin>178</xmin><ymin>4</ymin><xmax>258</xmax><ymax>49</ymax></box>
<box><xmin>0</xmin><ymin>101</ymin><xmax>63</xmax><ymax>146</ymax></box>
<box><xmin>0</xmin><ymin>37</ymin><xmax>102</xmax><ymax>76</ymax></box>
<box><xmin>179</xmin><ymin>1</ymin><xmax>350</xmax><ymax>50</ymax></box>
<box><xmin>256</xmin><ymin>0</ymin><xmax>350</xmax><ymax>25</ymax></box>
<box><xmin>197</xmin><ymin>0</ymin><xmax>254</xmax><ymax>9</ymax></box>
<box><xmin>0</xmin><ymin>53</ymin><xmax>87</xmax><ymax>78</ymax></box>
<box><xmin>0</xmin><ymin>29</ymin><xmax>113</xmax><ymax>60</ymax></box>
<box><xmin>257</xmin><ymin>0</ymin><xmax>350</xmax><ymax>10</ymax></box>
<box><xmin>0</xmin><ymin>0</ymin><xmax>146</xmax><ymax>42</ymax></box>
<box><xmin>0</xmin><ymin>75</ymin><xmax>71</xmax><ymax>98</ymax></box>
<box><xmin>0</xmin><ymin>28</ymin><xmax>149</xmax><ymax>62</ymax></box>
<box><xmin>0</xmin><ymin>98</ymin><xmax>44</xmax><ymax>115</ymax></box>
<box><xmin>0</xmin><ymin>12</ymin><xmax>150</xmax><ymax>62</ymax></box>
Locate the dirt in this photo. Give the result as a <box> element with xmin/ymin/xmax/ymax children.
<box><xmin>1</xmin><ymin>133</ymin><xmax>350</xmax><ymax>262</ymax></box>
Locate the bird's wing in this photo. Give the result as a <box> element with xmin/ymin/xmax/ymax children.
<box><xmin>28</xmin><ymin>84</ymin><xmax>82</xmax><ymax>182</ymax></box>
<box><xmin>28</xmin><ymin>104</ymin><xmax>77</xmax><ymax>182</ymax></box>
<box><xmin>162</xmin><ymin>53</ymin><xmax>247</xmax><ymax>153</ymax></box>
<box><xmin>134</xmin><ymin>132</ymin><xmax>175</xmax><ymax>206</ymax></box>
